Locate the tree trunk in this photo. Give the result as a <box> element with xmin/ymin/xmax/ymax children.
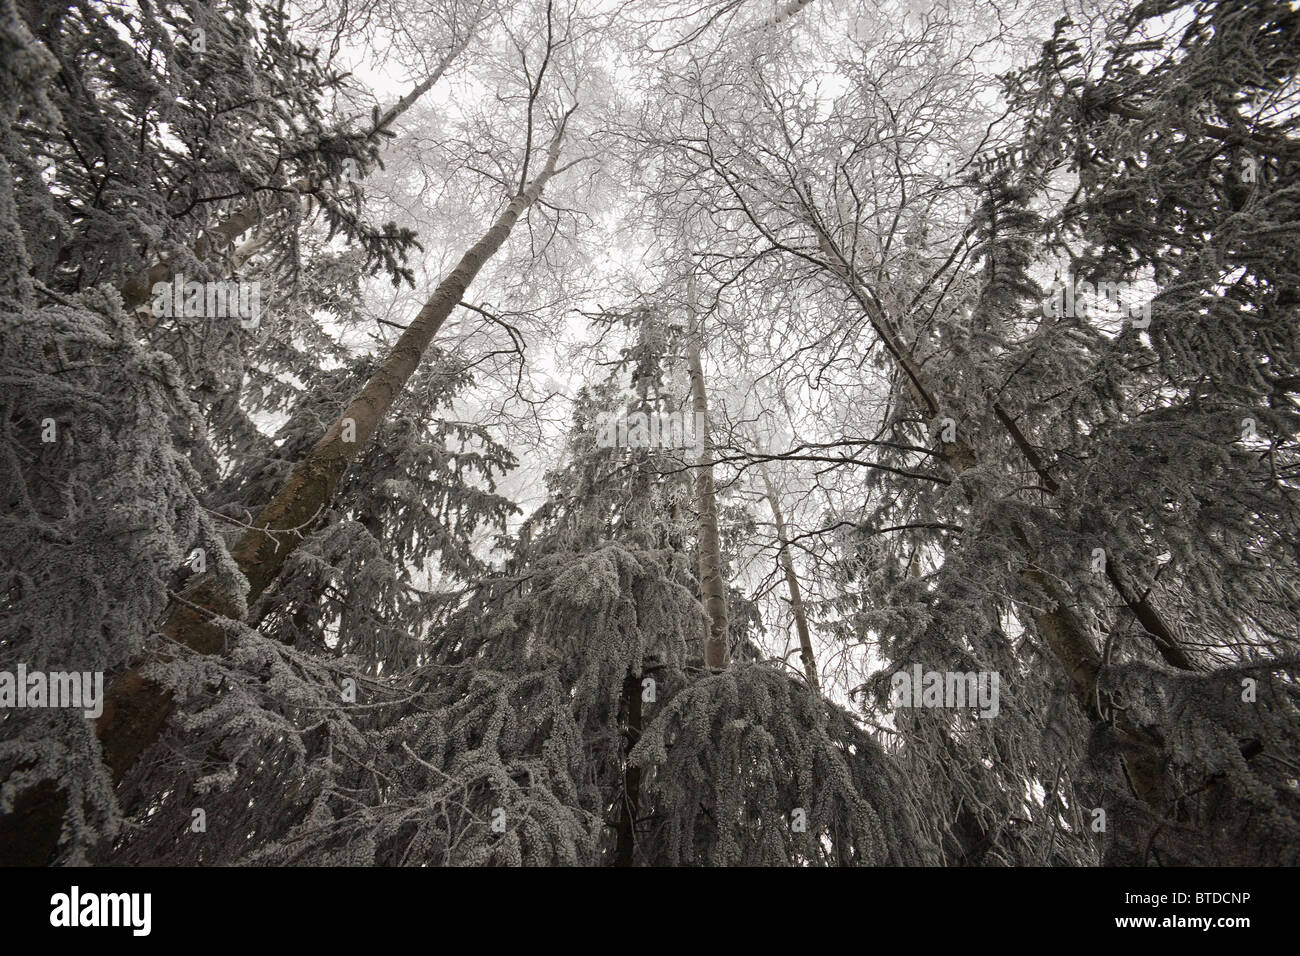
<box><xmin>614</xmin><ymin>668</ymin><xmax>643</xmax><ymax>865</ymax></box>
<box><xmin>684</xmin><ymin>272</ymin><xmax>729</xmax><ymax>670</ymax></box>
<box><xmin>759</xmin><ymin>466</ymin><xmax>820</xmax><ymax>693</ymax></box>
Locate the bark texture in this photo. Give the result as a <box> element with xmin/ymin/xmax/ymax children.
<box><xmin>760</xmin><ymin>467</ymin><xmax>820</xmax><ymax>693</ymax></box>
<box><xmin>684</xmin><ymin>274</ymin><xmax>729</xmax><ymax>670</ymax></box>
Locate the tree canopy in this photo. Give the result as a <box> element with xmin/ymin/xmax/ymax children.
<box><xmin>1</xmin><ymin>0</ymin><xmax>1297</xmax><ymax>867</ymax></box>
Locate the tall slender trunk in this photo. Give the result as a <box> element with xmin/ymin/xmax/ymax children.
<box><xmin>614</xmin><ymin>668</ymin><xmax>643</xmax><ymax>866</ymax></box>
<box><xmin>759</xmin><ymin>466</ymin><xmax>820</xmax><ymax>693</ymax></box>
<box><xmin>0</xmin><ymin>124</ymin><xmax>570</xmax><ymax>865</ymax></box>
<box><xmin>685</xmin><ymin>272</ymin><xmax>729</xmax><ymax>670</ymax></box>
